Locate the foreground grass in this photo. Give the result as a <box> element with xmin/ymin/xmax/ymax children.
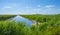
<box><xmin>0</xmin><ymin>21</ymin><xmax>60</xmax><ymax>35</ymax></box>
<box><xmin>0</xmin><ymin>14</ymin><xmax>60</xmax><ymax>35</ymax></box>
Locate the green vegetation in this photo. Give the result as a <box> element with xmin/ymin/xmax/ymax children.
<box><xmin>0</xmin><ymin>15</ymin><xmax>16</xmax><ymax>21</ymax></box>
<box><xmin>21</xmin><ymin>14</ymin><xmax>60</xmax><ymax>23</ymax></box>
<box><xmin>0</xmin><ymin>14</ymin><xmax>60</xmax><ymax>35</ymax></box>
<box><xmin>0</xmin><ymin>20</ymin><xmax>60</xmax><ymax>35</ymax></box>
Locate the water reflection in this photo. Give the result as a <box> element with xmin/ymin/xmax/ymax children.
<box><xmin>12</xmin><ymin>15</ymin><xmax>33</xmax><ymax>27</ymax></box>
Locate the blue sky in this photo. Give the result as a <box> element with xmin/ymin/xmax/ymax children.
<box><xmin>0</xmin><ymin>0</ymin><xmax>60</xmax><ymax>14</ymax></box>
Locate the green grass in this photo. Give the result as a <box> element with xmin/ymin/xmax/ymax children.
<box><xmin>0</xmin><ymin>15</ymin><xmax>16</xmax><ymax>21</ymax></box>
<box><xmin>0</xmin><ymin>20</ymin><xmax>60</xmax><ymax>35</ymax></box>
<box><xmin>0</xmin><ymin>14</ymin><xmax>60</xmax><ymax>35</ymax></box>
<box><xmin>20</xmin><ymin>14</ymin><xmax>60</xmax><ymax>23</ymax></box>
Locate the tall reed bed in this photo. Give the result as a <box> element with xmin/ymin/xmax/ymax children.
<box><xmin>0</xmin><ymin>21</ymin><xmax>60</xmax><ymax>35</ymax></box>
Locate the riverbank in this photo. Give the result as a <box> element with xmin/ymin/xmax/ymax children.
<box><xmin>21</xmin><ymin>14</ymin><xmax>60</xmax><ymax>23</ymax></box>
<box><xmin>0</xmin><ymin>14</ymin><xmax>60</xmax><ymax>35</ymax></box>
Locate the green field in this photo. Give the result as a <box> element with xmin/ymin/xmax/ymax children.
<box><xmin>0</xmin><ymin>20</ymin><xmax>60</xmax><ymax>35</ymax></box>
<box><xmin>0</xmin><ymin>14</ymin><xmax>60</xmax><ymax>35</ymax></box>
<box><xmin>0</xmin><ymin>15</ymin><xmax>16</xmax><ymax>21</ymax></box>
<box><xmin>21</xmin><ymin>14</ymin><xmax>60</xmax><ymax>23</ymax></box>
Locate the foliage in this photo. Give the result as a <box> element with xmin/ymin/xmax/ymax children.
<box><xmin>21</xmin><ymin>14</ymin><xmax>60</xmax><ymax>23</ymax></box>
<box><xmin>0</xmin><ymin>20</ymin><xmax>59</xmax><ymax>35</ymax></box>
<box><xmin>0</xmin><ymin>14</ymin><xmax>60</xmax><ymax>35</ymax></box>
<box><xmin>0</xmin><ymin>15</ymin><xmax>16</xmax><ymax>21</ymax></box>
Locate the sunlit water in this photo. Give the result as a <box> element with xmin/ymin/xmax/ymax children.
<box><xmin>12</xmin><ymin>15</ymin><xmax>33</xmax><ymax>27</ymax></box>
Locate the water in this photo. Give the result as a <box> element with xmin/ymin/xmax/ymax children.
<box><xmin>12</xmin><ymin>15</ymin><xmax>33</xmax><ymax>27</ymax></box>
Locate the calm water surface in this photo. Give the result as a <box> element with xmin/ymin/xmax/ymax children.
<box><xmin>12</xmin><ymin>15</ymin><xmax>33</xmax><ymax>27</ymax></box>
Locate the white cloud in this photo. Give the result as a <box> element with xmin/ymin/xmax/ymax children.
<box><xmin>36</xmin><ymin>9</ymin><xmax>41</xmax><ymax>10</ymax></box>
<box><xmin>25</xmin><ymin>6</ymin><xmax>32</xmax><ymax>9</ymax></box>
<box><xmin>2</xmin><ymin>6</ymin><xmax>12</xmax><ymax>10</ymax></box>
<box><xmin>4</xmin><ymin>6</ymin><xmax>12</xmax><ymax>9</ymax></box>
<box><xmin>2</xmin><ymin>4</ymin><xmax>17</xmax><ymax>9</ymax></box>
<box><xmin>33</xmin><ymin>8</ymin><xmax>42</xmax><ymax>11</ymax></box>
<box><xmin>45</xmin><ymin>5</ymin><xmax>55</xmax><ymax>8</ymax></box>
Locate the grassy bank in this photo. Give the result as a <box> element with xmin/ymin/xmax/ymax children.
<box><xmin>0</xmin><ymin>20</ymin><xmax>60</xmax><ymax>35</ymax></box>
<box><xmin>0</xmin><ymin>14</ymin><xmax>60</xmax><ymax>35</ymax></box>
<box><xmin>0</xmin><ymin>15</ymin><xmax>16</xmax><ymax>21</ymax></box>
<box><xmin>21</xmin><ymin>14</ymin><xmax>60</xmax><ymax>23</ymax></box>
